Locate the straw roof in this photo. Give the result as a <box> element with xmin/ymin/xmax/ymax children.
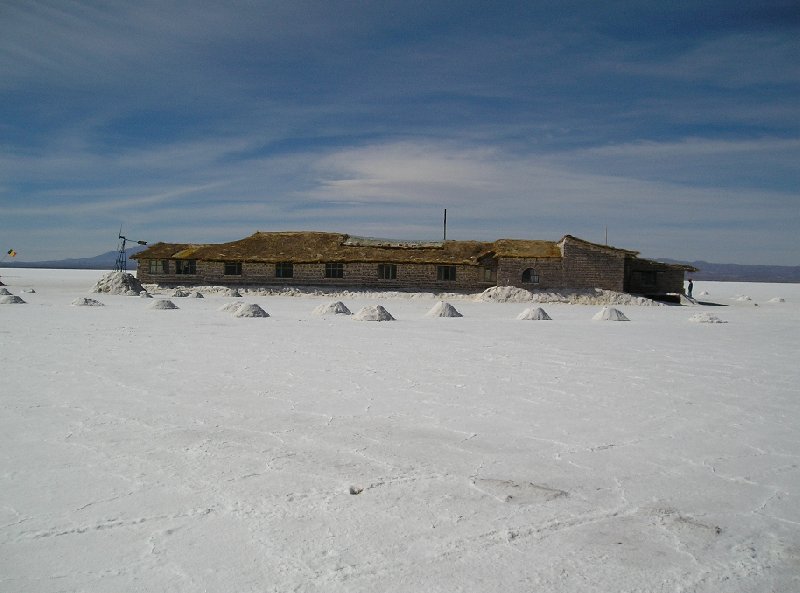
<box><xmin>132</xmin><ymin>231</ymin><xmax>639</xmax><ymax>265</ymax></box>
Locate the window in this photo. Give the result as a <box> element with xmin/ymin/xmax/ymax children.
<box><xmin>175</xmin><ymin>260</ymin><xmax>196</xmax><ymax>275</ymax></box>
<box><xmin>325</xmin><ymin>263</ymin><xmax>344</xmax><ymax>278</ymax></box>
<box><xmin>377</xmin><ymin>263</ymin><xmax>397</xmax><ymax>280</ymax></box>
<box><xmin>149</xmin><ymin>260</ymin><xmax>168</xmax><ymax>274</ymax></box>
<box><xmin>522</xmin><ymin>268</ymin><xmax>540</xmax><ymax>284</ymax></box>
<box><xmin>224</xmin><ymin>262</ymin><xmax>242</xmax><ymax>276</ymax></box>
<box><xmin>437</xmin><ymin>265</ymin><xmax>456</xmax><ymax>281</ymax></box>
<box><xmin>483</xmin><ymin>267</ymin><xmax>497</xmax><ymax>282</ymax></box>
<box><xmin>275</xmin><ymin>262</ymin><xmax>293</xmax><ymax>278</ymax></box>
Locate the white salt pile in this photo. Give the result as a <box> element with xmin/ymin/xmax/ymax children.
<box><xmin>480</xmin><ymin>286</ymin><xmax>536</xmax><ymax>302</ymax></box>
<box><xmin>517</xmin><ymin>307</ymin><xmax>552</xmax><ymax>320</ymax></box>
<box><xmin>190</xmin><ymin>292</ymin><xmax>204</xmax><ymax>298</ymax></box>
<box><xmin>353</xmin><ymin>305</ymin><xmax>395</xmax><ymax>321</ymax></box>
<box><xmin>22</xmin><ymin>288</ymin><xmax>35</xmax><ymax>293</ymax></box>
<box><xmin>151</xmin><ymin>299</ymin><xmax>179</xmax><ymax>310</ymax></box>
<box><xmin>172</xmin><ymin>289</ymin><xmax>191</xmax><ymax>297</ymax></box>
<box><xmin>91</xmin><ymin>272</ymin><xmax>145</xmax><ymax>295</ymax></box>
<box><xmin>0</xmin><ymin>288</ymin><xmax>11</xmax><ymax>295</ymax></box>
<box><xmin>479</xmin><ymin>286</ymin><xmax>659</xmax><ymax>306</ymax></box>
<box><xmin>768</xmin><ymin>297</ymin><xmax>785</xmax><ymax>303</ymax></box>
<box><xmin>312</xmin><ymin>301</ymin><xmax>352</xmax><ymax>316</ymax></box>
<box><xmin>218</xmin><ymin>302</ymin><xmax>243</xmax><ymax>313</ymax></box>
<box><xmin>425</xmin><ymin>301</ymin><xmax>463</xmax><ymax>318</ymax></box>
<box><xmin>689</xmin><ymin>313</ymin><xmax>728</xmax><ymax>324</ymax></box>
<box><xmin>0</xmin><ymin>295</ymin><xmax>25</xmax><ymax>304</ymax></box>
<box><xmin>699</xmin><ymin>290</ymin><xmax>710</xmax><ymax>296</ymax></box>
<box><xmin>234</xmin><ymin>303</ymin><xmax>269</xmax><ymax>318</ymax></box>
<box><xmin>734</xmin><ymin>295</ymin><xmax>752</xmax><ymax>301</ymax></box>
<box><xmin>592</xmin><ymin>307</ymin><xmax>629</xmax><ymax>321</ymax></box>
<box><xmin>139</xmin><ymin>291</ymin><xmax>152</xmax><ymax>298</ymax></box>
<box><xmin>71</xmin><ymin>297</ymin><xmax>104</xmax><ymax>307</ymax></box>
<box><xmin>224</xmin><ymin>288</ymin><xmax>242</xmax><ymax>297</ymax></box>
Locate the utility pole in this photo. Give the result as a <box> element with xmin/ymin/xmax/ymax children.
<box><xmin>443</xmin><ymin>209</ymin><xmax>447</xmax><ymax>241</ymax></box>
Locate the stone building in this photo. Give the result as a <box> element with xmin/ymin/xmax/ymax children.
<box><xmin>132</xmin><ymin>231</ymin><xmax>693</xmax><ymax>298</ymax></box>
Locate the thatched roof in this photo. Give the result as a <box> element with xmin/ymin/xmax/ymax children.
<box><xmin>132</xmin><ymin>231</ymin><xmax>636</xmax><ymax>265</ymax></box>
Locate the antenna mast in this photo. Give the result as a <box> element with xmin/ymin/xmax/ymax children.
<box><xmin>443</xmin><ymin>209</ymin><xmax>447</xmax><ymax>241</ymax></box>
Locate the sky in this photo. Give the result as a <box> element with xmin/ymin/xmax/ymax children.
<box><xmin>0</xmin><ymin>1</ymin><xmax>798</xmax><ymax>265</ymax></box>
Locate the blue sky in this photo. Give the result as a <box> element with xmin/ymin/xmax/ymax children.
<box><xmin>1</xmin><ymin>1</ymin><xmax>798</xmax><ymax>265</ymax></box>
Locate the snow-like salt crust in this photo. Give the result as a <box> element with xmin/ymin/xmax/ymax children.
<box><xmin>517</xmin><ymin>307</ymin><xmax>552</xmax><ymax>320</ymax></box>
<box><xmin>425</xmin><ymin>301</ymin><xmax>463</xmax><ymax>318</ymax></box>
<box><xmin>71</xmin><ymin>297</ymin><xmax>104</xmax><ymax>307</ymax></box>
<box><xmin>353</xmin><ymin>305</ymin><xmax>394</xmax><ymax>321</ymax></box>
<box><xmin>592</xmin><ymin>306</ymin><xmax>629</xmax><ymax>321</ymax></box>
<box><xmin>234</xmin><ymin>303</ymin><xmax>269</xmax><ymax>318</ymax></box>
<box><xmin>2</xmin><ymin>269</ymin><xmax>799</xmax><ymax>593</ymax></box>
<box><xmin>312</xmin><ymin>301</ymin><xmax>352</xmax><ymax>316</ymax></box>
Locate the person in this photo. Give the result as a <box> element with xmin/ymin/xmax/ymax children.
<box><xmin>687</xmin><ymin>279</ymin><xmax>694</xmax><ymax>299</ymax></box>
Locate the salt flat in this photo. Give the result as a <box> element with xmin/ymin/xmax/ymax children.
<box><xmin>1</xmin><ymin>269</ymin><xmax>799</xmax><ymax>593</ymax></box>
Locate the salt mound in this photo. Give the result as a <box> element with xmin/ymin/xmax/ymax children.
<box><xmin>768</xmin><ymin>297</ymin><xmax>785</xmax><ymax>303</ymax></box>
<box><xmin>139</xmin><ymin>291</ymin><xmax>152</xmax><ymax>298</ymax></box>
<box><xmin>91</xmin><ymin>271</ymin><xmax>145</xmax><ymax>295</ymax></box>
<box><xmin>71</xmin><ymin>297</ymin><xmax>104</xmax><ymax>307</ymax></box>
<box><xmin>190</xmin><ymin>291</ymin><xmax>204</xmax><ymax>298</ymax></box>
<box><xmin>172</xmin><ymin>289</ymin><xmax>190</xmax><ymax>297</ymax></box>
<box><xmin>592</xmin><ymin>307</ymin><xmax>629</xmax><ymax>321</ymax></box>
<box><xmin>699</xmin><ymin>291</ymin><xmax>710</xmax><ymax>296</ymax></box>
<box><xmin>22</xmin><ymin>288</ymin><xmax>35</xmax><ymax>293</ymax></box>
<box><xmin>517</xmin><ymin>307</ymin><xmax>552</xmax><ymax>320</ymax></box>
<box><xmin>735</xmin><ymin>295</ymin><xmax>752</xmax><ymax>302</ymax></box>
<box><xmin>353</xmin><ymin>305</ymin><xmax>395</xmax><ymax>321</ymax></box>
<box><xmin>426</xmin><ymin>301</ymin><xmax>463</xmax><ymax>318</ymax></box>
<box><xmin>234</xmin><ymin>303</ymin><xmax>269</xmax><ymax>318</ymax></box>
<box><xmin>224</xmin><ymin>288</ymin><xmax>242</xmax><ymax>297</ymax></box>
<box><xmin>151</xmin><ymin>299</ymin><xmax>179</xmax><ymax>310</ymax></box>
<box><xmin>0</xmin><ymin>288</ymin><xmax>11</xmax><ymax>295</ymax></box>
<box><xmin>689</xmin><ymin>313</ymin><xmax>727</xmax><ymax>324</ymax></box>
<box><xmin>218</xmin><ymin>302</ymin><xmax>243</xmax><ymax>313</ymax></box>
<box><xmin>480</xmin><ymin>286</ymin><xmax>535</xmax><ymax>302</ymax></box>
<box><xmin>313</xmin><ymin>301</ymin><xmax>352</xmax><ymax>316</ymax></box>
<box><xmin>0</xmin><ymin>295</ymin><xmax>25</xmax><ymax>304</ymax></box>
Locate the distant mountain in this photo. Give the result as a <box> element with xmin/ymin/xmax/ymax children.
<box><xmin>660</xmin><ymin>259</ymin><xmax>800</xmax><ymax>283</ymax></box>
<box><xmin>0</xmin><ymin>246</ymin><xmax>147</xmax><ymax>270</ymax></box>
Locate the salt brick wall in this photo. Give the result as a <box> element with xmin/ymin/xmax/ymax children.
<box><xmin>561</xmin><ymin>240</ymin><xmax>625</xmax><ymax>291</ymax></box>
<box><xmin>138</xmin><ymin>260</ymin><xmax>493</xmax><ymax>292</ymax></box>
<box><xmin>496</xmin><ymin>258</ymin><xmax>565</xmax><ymax>289</ymax></box>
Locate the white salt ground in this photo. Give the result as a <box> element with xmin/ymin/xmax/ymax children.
<box><xmin>1</xmin><ymin>269</ymin><xmax>799</xmax><ymax>593</ymax></box>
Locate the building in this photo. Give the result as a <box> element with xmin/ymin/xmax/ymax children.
<box><xmin>132</xmin><ymin>231</ymin><xmax>694</xmax><ymax>299</ymax></box>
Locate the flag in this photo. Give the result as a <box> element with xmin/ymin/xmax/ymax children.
<box><xmin>6</xmin><ymin>249</ymin><xmax>15</xmax><ymax>257</ymax></box>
